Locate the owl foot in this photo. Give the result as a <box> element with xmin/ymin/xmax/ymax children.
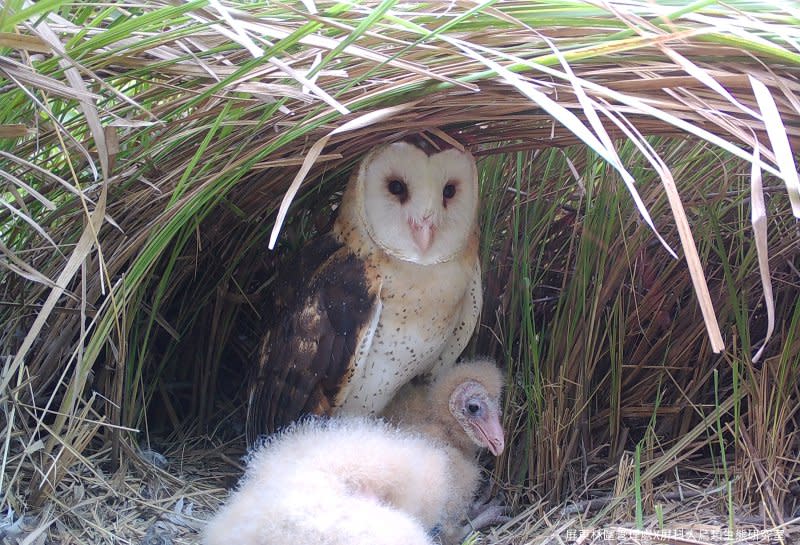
<box><xmin>458</xmin><ymin>487</ymin><xmax>510</xmax><ymax>541</ymax></box>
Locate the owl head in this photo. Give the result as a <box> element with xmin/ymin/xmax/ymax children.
<box><xmin>341</xmin><ymin>141</ymin><xmax>479</xmax><ymax>265</ymax></box>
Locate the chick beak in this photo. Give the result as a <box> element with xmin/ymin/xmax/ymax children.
<box><xmin>409</xmin><ymin>217</ymin><xmax>435</xmax><ymax>254</ymax></box>
<box><xmin>474</xmin><ymin>412</ymin><xmax>505</xmax><ymax>456</ymax></box>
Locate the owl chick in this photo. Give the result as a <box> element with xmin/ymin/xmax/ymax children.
<box><xmin>246</xmin><ymin>139</ymin><xmax>482</xmax><ymax>443</ymax></box>
<box><xmin>382</xmin><ymin>358</ymin><xmax>506</xmax><ymax>543</ymax></box>
<box><xmin>204</xmin><ymin>359</ymin><xmax>504</xmax><ymax>545</ymax></box>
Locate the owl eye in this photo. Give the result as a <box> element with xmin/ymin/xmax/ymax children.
<box><xmin>387</xmin><ymin>179</ymin><xmax>408</xmax><ymax>201</ymax></box>
<box><xmin>443</xmin><ymin>182</ymin><xmax>457</xmax><ymax>200</ymax></box>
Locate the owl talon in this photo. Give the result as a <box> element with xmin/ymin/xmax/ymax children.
<box><xmin>461</xmin><ymin>488</ymin><xmax>510</xmax><ymax>537</ymax></box>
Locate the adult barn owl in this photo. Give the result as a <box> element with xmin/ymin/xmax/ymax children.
<box><xmin>246</xmin><ymin>140</ymin><xmax>482</xmax><ymax>443</ymax></box>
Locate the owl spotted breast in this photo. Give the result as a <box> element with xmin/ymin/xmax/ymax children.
<box><xmin>246</xmin><ymin>140</ymin><xmax>482</xmax><ymax>444</ymax></box>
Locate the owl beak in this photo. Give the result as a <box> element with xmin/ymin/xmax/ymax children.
<box><xmin>472</xmin><ymin>411</ymin><xmax>505</xmax><ymax>456</ymax></box>
<box><xmin>409</xmin><ymin>218</ymin><xmax>435</xmax><ymax>254</ymax></box>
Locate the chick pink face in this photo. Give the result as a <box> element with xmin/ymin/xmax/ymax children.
<box><xmin>452</xmin><ymin>381</ymin><xmax>505</xmax><ymax>456</ymax></box>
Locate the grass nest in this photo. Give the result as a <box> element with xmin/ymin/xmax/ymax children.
<box><xmin>1</xmin><ymin>1</ymin><xmax>800</xmax><ymax>543</ymax></box>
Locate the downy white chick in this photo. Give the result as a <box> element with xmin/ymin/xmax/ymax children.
<box><xmin>203</xmin><ymin>359</ymin><xmax>504</xmax><ymax>545</ymax></box>
<box><xmin>382</xmin><ymin>357</ymin><xmax>505</xmax><ymax>544</ymax></box>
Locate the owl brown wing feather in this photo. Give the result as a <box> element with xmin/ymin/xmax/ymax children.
<box><xmin>246</xmin><ymin>235</ymin><xmax>378</xmax><ymax>444</ymax></box>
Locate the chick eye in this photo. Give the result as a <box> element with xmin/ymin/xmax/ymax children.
<box><xmin>467</xmin><ymin>402</ymin><xmax>481</xmax><ymax>415</ymax></box>
<box><xmin>443</xmin><ymin>183</ymin><xmax>457</xmax><ymax>199</ymax></box>
<box><xmin>387</xmin><ymin>179</ymin><xmax>407</xmax><ymax>198</ymax></box>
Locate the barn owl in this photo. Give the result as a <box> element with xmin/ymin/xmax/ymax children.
<box><xmin>204</xmin><ymin>359</ymin><xmax>505</xmax><ymax>545</ymax></box>
<box><xmin>246</xmin><ymin>139</ymin><xmax>482</xmax><ymax>443</ymax></box>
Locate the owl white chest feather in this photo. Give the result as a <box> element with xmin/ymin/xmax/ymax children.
<box><xmin>338</xmin><ymin>256</ymin><xmax>480</xmax><ymax>415</ymax></box>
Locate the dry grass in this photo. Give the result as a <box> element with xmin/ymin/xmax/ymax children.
<box><xmin>1</xmin><ymin>1</ymin><xmax>800</xmax><ymax>543</ymax></box>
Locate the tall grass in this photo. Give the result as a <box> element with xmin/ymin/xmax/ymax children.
<box><xmin>484</xmin><ymin>140</ymin><xmax>799</xmax><ymax>515</ymax></box>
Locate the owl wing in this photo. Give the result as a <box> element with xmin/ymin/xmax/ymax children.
<box><xmin>245</xmin><ymin>235</ymin><xmax>381</xmax><ymax>444</ymax></box>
